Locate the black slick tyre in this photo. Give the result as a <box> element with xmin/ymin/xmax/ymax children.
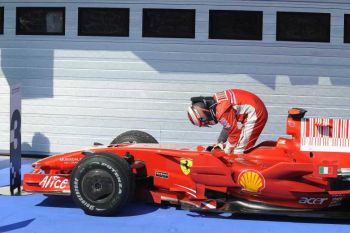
<box><xmin>111</xmin><ymin>130</ymin><xmax>158</xmax><ymax>144</ymax></box>
<box><xmin>70</xmin><ymin>153</ymin><xmax>132</xmax><ymax>216</ymax></box>
<box><xmin>94</xmin><ymin>152</ymin><xmax>135</xmax><ymax>202</ymax></box>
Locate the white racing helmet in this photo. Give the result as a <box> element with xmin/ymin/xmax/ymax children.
<box><xmin>187</xmin><ymin>101</ymin><xmax>217</xmax><ymax>127</ymax></box>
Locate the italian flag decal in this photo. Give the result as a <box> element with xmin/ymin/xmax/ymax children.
<box><xmin>319</xmin><ymin>166</ymin><xmax>329</xmax><ymax>175</ymax></box>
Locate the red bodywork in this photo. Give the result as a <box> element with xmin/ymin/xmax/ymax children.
<box><xmin>23</xmin><ymin>114</ymin><xmax>350</xmax><ymax>211</ymax></box>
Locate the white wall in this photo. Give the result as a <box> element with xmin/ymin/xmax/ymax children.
<box><xmin>1</xmin><ymin>0</ymin><xmax>350</xmax><ymax>154</ymax></box>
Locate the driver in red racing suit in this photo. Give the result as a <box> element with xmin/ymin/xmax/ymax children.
<box><xmin>187</xmin><ymin>89</ymin><xmax>268</xmax><ymax>154</ymax></box>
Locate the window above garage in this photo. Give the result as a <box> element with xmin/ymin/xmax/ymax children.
<box><xmin>142</xmin><ymin>8</ymin><xmax>195</xmax><ymax>38</ymax></box>
<box><xmin>78</xmin><ymin>8</ymin><xmax>129</xmax><ymax>37</ymax></box>
<box><xmin>209</xmin><ymin>10</ymin><xmax>263</xmax><ymax>40</ymax></box>
<box><xmin>344</xmin><ymin>14</ymin><xmax>350</xmax><ymax>43</ymax></box>
<box><xmin>276</xmin><ymin>11</ymin><xmax>330</xmax><ymax>42</ymax></box>
<box><xmin>0</xmin><ymin>7</ymin><xmax>4</xmax><ymax>34</ymax></box>
<box><xmin>16</xmin><ymin>7</ymin><xmax>65</xmax><ymax>35</ymax></box>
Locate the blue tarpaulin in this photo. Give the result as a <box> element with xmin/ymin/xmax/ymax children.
<box><xmin>0</xmin><ymin>163</ymin><xmax>350</xmax><ymax>233</ymax></box>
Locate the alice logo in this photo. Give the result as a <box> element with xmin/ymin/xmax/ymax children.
<box><xmin>238</xmin><ymin>170</ymin><xmax>265</xmax><ymax>193</ymax></box>
<box><xmin>180</xmin><ymin>159</ymin><xmax>193</xmax><ymax>175</ymax></box>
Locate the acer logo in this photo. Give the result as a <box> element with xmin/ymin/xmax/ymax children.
<box><xmin>299</xmin><ymin>197</ymin><xmax>328</xmax><ymax>205</ymax></box>
<box><xmin>39</xmin><ymin>176</ymin><xmax>69</xmax><ymax>189</ymax></box>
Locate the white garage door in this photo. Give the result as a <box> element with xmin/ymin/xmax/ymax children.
<box><xmin>0</xmin><ymin>0</ymin><xmax>349</xmax><ymax>155</ymax></box>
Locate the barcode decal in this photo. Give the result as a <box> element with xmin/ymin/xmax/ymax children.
<box><xmin>300</xmin><ymin>118</ymin><xmax>350</xmax><ymax>152</ymax></box>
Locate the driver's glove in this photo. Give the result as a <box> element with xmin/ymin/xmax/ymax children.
<box><xmin>206</xmin><ymin>143</ymin><xmax>225</xmax><ymax>152</ymax></box>
<box><xmin>212</xmin><ymin>143</ymin><xmax>224</xmax><ymax>151</ymax></box>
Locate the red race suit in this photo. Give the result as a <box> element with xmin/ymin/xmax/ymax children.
<box><xmin>214</xmin><ymin>89</ymin><xmax>268</xmax><ymax>154</ymax></box>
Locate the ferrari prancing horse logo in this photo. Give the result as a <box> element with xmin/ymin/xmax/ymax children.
<box><xmin>180</xmin><ymin>159</ymin><xmax>193</xmax><ymax>175</ymax></box>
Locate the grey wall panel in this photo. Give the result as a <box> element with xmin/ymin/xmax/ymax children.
<box><xmin>1</xmin><ymin>0</ymin><xmax>350</xmax><ymax>154</ymax></box>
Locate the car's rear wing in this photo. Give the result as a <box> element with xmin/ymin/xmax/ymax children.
<box><xmin>286</xmin><ymin>108</ymin><xmax>350</xmax><ymax>153</ymax></box>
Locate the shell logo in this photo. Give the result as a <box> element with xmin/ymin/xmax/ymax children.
<box><xmin>238</xmin><ymin>170</ymin><xmax>265</xmax><ymax>193</ymax></box>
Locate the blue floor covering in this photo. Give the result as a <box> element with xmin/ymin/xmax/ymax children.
<box><xmin>0</xmin><ymin>163</ymin><xmax>350</xmax><ymax>233</ymax></box>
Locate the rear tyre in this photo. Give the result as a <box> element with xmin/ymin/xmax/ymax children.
<box><xmin>111</xmin><ymin>130</ymin><xmax>158</xmax><ymax>144</ymax></box>
<box><xmin>70</xmin><ymin>154</ymin><xmax>132</xmax><ymax>216</ymax></box>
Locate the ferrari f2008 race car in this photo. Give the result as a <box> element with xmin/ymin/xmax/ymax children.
<box><xmin>23</xmin><ymin>108</ymin><xmax>350</xmax><ymax>218</ymax></box>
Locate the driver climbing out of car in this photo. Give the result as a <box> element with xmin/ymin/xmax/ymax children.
<box><xmin>187</xmin><ymin>89</ymin><xmax>268</xmax><ymax>154</ymax></box>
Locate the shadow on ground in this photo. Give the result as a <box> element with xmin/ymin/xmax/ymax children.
<box><xmin>36</xmin><ymin>195</ymin><xmax>161</xmax><ymax>217</ymax></box>
<box><xmin>0</xmin><ymin>218</ymin><xmax>35</xmax><ymax>233</ymax></box>
<box><xmin>187</xmin><ymin>211</ymin><xmax>350</xmax><ymax>225</ymax></box>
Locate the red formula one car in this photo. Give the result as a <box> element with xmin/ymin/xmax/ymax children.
<box><xmin>23</xmin><ymin>108</ymin><xmax>350</xmax><ymax>217</ymax></box>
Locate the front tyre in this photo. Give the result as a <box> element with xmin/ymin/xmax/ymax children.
<box><xmin>70</xmin><ymin>154</ymin><xmax>131</xmax><ymax>216</ymax></box>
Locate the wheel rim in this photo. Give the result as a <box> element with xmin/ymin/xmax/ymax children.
<box><xmin>81</xmin><ymin>169</ymin><xmax>117</xmax><ymax>204</ymax></box>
